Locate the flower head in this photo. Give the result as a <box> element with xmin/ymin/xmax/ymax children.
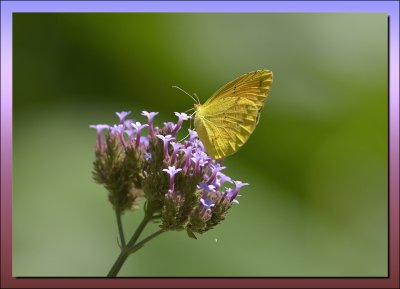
<box><xmin>91</xmin><ymin>110</ymin><xmax>249</xmax><ymax>237</ymax></box>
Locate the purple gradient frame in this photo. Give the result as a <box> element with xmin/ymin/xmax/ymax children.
<box><xmin>1</xmin><ymin>1</ymin><xmax>398</xmax><ymax>288</ymax></box>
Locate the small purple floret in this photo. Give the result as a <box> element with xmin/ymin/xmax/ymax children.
<box><xmin>112</xmin><ymin>124</ymin><xmax>126</xmax><ymax>147</ymax></box>
<box><xmin>188</xmin><ymin>129</ymin><xmax>198</xmax><ymax>142</ymax></box>
<box><xmin>172</xmin><ymin>112</ymin><xmax>191</xmax><ymax>135</ymax></box>
<box><xmin>90</xmin><ymin>124</ymin><xmax>110</xmax><ymax>150</ymax></box>
<box><xmin>169</xmin><ymin>142</ymin><xmax>183</xmax><ymax>165</ymax></box>
<box><xmin>207</xmin><ymin>163</ymin><xmax>226</xmax><ymax>185</ymax></box>
<box><xmin>141</xmin><ymin>111</ymin><xmax>159</xmax><ymax>137</ymax></box>
<box><xmin>156</xmin><ymin>134</ymin><xmax>174</xmax><ymax>159</ymax></box>
<box><xmin>116</xmin><ymin>111</ymin><xmax>131</xmax><ymax>123</ymax></box>
<box><xmin>163</xmin><ymin>166</ymin><xmax>182</xmax><ymax>192</ymax></box>
<box><xmin>132</xmin><ymin>122</ymin><xmax>148</xmax><ymax>148</ymax></box>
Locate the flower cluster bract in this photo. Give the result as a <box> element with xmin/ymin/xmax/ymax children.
<box><xmin>91</xmin><ymin>110</ymin><xmax>248</xmax><ymax>237</ymax></box>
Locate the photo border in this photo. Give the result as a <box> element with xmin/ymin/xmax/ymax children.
<box><xmin>1</xmin><ymin>1</ymin><xmax>399</xmax><ymax>288</ymax></box>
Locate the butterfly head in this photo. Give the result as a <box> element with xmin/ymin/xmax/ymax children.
<box><xmin>193</xmin><ymin>103</ymin><xmax>204</xmax><ymax>117</ymax></box>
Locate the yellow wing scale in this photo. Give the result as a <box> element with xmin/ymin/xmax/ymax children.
<box><xmin>194</xmin><ymin>70</ymin><xmax>273</xmax><ymax>159</ymax></box>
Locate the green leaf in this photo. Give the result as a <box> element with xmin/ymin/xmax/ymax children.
<box><xmin>186</xmin><ymin>228</ymin><xmax>197</xmax><ymax>240</ymax></box>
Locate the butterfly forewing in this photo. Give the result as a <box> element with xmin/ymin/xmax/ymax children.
<box><xmin>195</xmin><ymin>70</ymin><xmax>273</xmax><ymax>159</ymax></box>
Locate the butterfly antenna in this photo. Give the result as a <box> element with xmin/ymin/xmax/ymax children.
<box><xmin>172</xmin><ymin>86</ymin><xmax>199</xmax><ymax>104</ymax></box>
<box><xmin>184</xmin><ymin>107</ymin><xmax>195</xmax><ymax>113</ymax></box>
<box><xmin>179</xmin><ymin>133</ymin><xmax>190</xmax><ymax>142</ymax></box>
<box><xmin>193</xmin><ymin>93</ymin><xmax>201</xmax><ymax>104</ymax></box>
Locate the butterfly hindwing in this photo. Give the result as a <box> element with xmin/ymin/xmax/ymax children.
<box><xmin>195</xmin><ymin>70</ymin><xmax>273</xmax><ymax>159</ymax></box>
<box><xmin>196</xmin><ymin>98</ymin><xmax>259</xmax><ymax>159</ymax></box>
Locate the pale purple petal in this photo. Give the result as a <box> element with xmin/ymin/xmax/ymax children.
<box><xmin>116</xmin><ymin>111</ymin><xmax>131</xmax><ymax>123</ymax></box>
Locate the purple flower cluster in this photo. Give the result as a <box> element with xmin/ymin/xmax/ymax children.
<box><xmin>91</xmin><ymin>110</ymin><xmax>248</xmax><ymax>236</ymax></box>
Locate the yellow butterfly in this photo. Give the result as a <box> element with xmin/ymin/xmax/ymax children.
<box><xmin>192</xmin><ymin>70</ymin><xmax>273</xmax><ymax>160</ymax></box>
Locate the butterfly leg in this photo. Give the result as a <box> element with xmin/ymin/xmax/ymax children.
<box><xmin>178</xmin><ymin>116</ymin><xmax>193</xmax><ymax>142</ymax></box>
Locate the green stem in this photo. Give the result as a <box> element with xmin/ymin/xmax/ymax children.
<box><xmin>128</xmin><ymin>229</ymin><xmax>165</xmax><ymax>254</ymax></box>
<box><xmin>106</xmin><ymin>248</ymin><xmax>129</xmax><ymax>277</ymax></box>
<box><xmin>115</xmin><ymin>210</ymin><xmax>126</xmax><ymax>248</ymax></box>
<box><xmin>126</xmin><ymin>213</ymin><xmax>152</xmax><ymax>248</ymax></box>
<box><xmin>107</xmin><ymin>213</ymin><xmax>152</xmax><ymax>277</ymax></box>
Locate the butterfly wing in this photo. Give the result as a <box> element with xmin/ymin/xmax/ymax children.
<box><xmin>195</xmin><ymin>70</ymin><xmax>273</xmax><ymax>159</ymax></box>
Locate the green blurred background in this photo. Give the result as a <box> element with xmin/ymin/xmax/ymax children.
<box><xmin>13</xmin><ymin>13</ymin><xmax>388</xmax><ymax>277</ymax></box>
